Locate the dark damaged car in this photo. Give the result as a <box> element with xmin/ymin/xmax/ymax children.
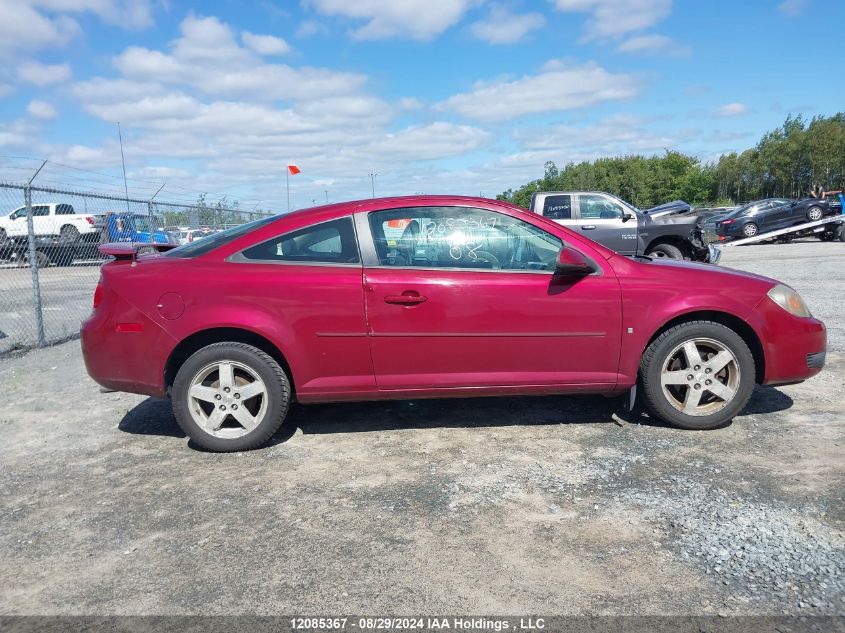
<box><xmin>529</xmin><ymin>191</ymin><xmax>718</xmax><ymax>262</ymax></box>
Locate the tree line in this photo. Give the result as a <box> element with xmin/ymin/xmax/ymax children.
<box><xmin>497</xmin><ymin>113</ymin><xmax>845</xmax><ymax>209</ymax></box>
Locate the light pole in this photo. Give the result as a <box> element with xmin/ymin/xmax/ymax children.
<box><xmin>368</xmin><ymin>173</ymin><xmax>377</xmax><ymax>198</ymax></box>
<box><xmin>324</xmin><ymin>190</ymin><xmax>329</xmax><ymax>203</ymax></box>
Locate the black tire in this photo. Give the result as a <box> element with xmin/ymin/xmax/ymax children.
<box><xmin>639</xmin><ymin>321</ymin><xmax>755</xmax><ymax>430</ymax></box>
<box><xmin>741</xmin><ymin>223</ymin><xmax>758</xmax><ymax>237</ymax></box>
<box><xmin>806</xmin><ymin>206</ymin><xmax>823</xmax><ymax>222</ymax></box>
<box><xmin>837</xmin><ymin>225</ymin><xmax>845</xmax><ymax>242</ymax></box>
<box><xmin>646</xmin><ymin>243</ymin><xmax>684</xmax><ymax>259</ymax></box>
<box><xmin>172</xmin><ymin>342</ymin><xmax>291</xmax><ymax>452</ymax></box>
<box><xmin>26</xmin><ymin>251</ymin><xmax>50</xmax><ymax>268</ymax></box>
<box><xmin>59</xmin><ymin>225</ymin><xmax>80</xmax><ymax>243</ymax></box>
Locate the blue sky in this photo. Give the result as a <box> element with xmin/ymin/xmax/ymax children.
<box><xmin>1</xmin><ymin>0</ymin><xmax>843</xmax><ymax>210</ymax></box>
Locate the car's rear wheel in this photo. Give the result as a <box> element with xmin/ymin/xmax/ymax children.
<box><xmin>741</xmin><ymin>223</ymin><xmax>758</xmax><ymax>237</ymax></box>
<box><xmin>646</xmin><ymin>243</ymin><xmax>683</xmax><ymax>259</ymax></box>
<box><xmin>23</xmin><ymin>250</ymin><xmax>50</xmax><ymax>268</ymax></box>
<box><xmin>807</xmin><ymin>206</ymin><xmax>823</xmax><ymax>221</ymax></box>
<box><xmin>59</xmin><ymin>225</ymin><xmax>80</xmax><ymax>243</ymax></box>
<box><xmin>172</xmin><ymin>342</ymin><xmax>291</xmax><ymax>452</ymax></box>
<box><xmin>639</xmin><ymin>321</ymin><xmax>755</xmax><ymax>430</ymax></box>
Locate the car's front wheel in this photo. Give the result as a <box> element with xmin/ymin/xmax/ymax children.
<box><xmin>172</xmin><ymin>342</ymin><xmax>291</xmax><ymax>451</ymax></box>
<box><xmin>639</xmin><ymin>321</ymin><xmax>755</xmax><ymax>430</ymax></box>
<box><xmin>645</xmin><ymin>242</ymin><xmax>683</xmax><ymax>259</ymax></box>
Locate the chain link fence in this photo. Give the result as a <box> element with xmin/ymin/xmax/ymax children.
<box><xmin>0</xmin><ymin>182</ymin><xmax>271</xmax><ymax>355</ymax></box>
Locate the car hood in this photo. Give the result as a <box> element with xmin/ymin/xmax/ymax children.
<box><xmin>641</xmin><ymin>212</ymin><xmax>700</xmax><ymax>227</ymax></box>
<box><xmin>647</xmin><ymin>257</ymin><xmax>775</xmax><ymax>282</ymax></box>
<box><xmin>644</xmin><ymin>200</ymin><xmax>691</xmax><ymax>216</ymax></box>
<box><xmin>606</xmin><ymin>254</ymin><xmax>782</xmax><ymax>319</ymax></box>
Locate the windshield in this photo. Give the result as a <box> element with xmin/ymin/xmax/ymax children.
<box><xmin>164</xmin><ymin>215</ymin><xmax>279</xmax><ymax>258</ymax></box>
<box><xmin>135</xmin><ymin>217</ymin><xmax>153</xmax><ymax>232</ymax></box>
<box><xmin>605</xmin><ymin>193</ymin><xmax>639</xmax><ymax>213</ymax></box>
<box><xmin>720</xmin><ymin>202</ymin><xmax>758</xmax><ymax>220</ymax></box>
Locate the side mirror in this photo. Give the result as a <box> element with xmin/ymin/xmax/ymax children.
<box><xmin>622</xmin><ymin>213</ymin><xmax>634</xmax><ymax>223</ymax></box>
<box><xmin>556</xmin><ymin>247</ymin><xmax>592</xmax><ymax>275</ymax></box>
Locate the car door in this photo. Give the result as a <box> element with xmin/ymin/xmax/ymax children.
<box><xmin>31</xmin><ymin>205</ymin><xmax>52</xmax><ymax>235</ymax></box>
<box><xmin>575</xmin><ymin>194</ymin><xmax>636</xmax><ymax>255</ymax></box>
<box><xmin>228</xmin><ymin>216</ymin><xmax>375</xmax><ymax>398</ymax></box>
<box><xmin>764</xmin><ymin>199</ymin><xmax>793</xmax><ymax>229</ymax></box>
<box><xmin>358</xmin><ymin>205</ymin><xmax>623</xmax><ymax>392</ymax></box>
<box><xmin>4</xmin><ymin>207</ymin><xmax>27</xmax><ymax>236</ymax></box>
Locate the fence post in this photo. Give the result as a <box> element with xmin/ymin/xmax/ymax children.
<box><xmin>24</xmin><ymin>183</ymin><xmax>46</xmax><ymax>347</ymax></box>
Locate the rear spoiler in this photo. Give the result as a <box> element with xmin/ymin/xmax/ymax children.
<box><xmin>98</xmin><ymin>242</ymin><xmax>180</xmax><ymax>260</ymax></box>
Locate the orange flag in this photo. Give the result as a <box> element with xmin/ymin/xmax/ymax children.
<box><xmin>287</xmin><ymin>165</ymin><xmax>301</xmax><ymax>175</ymax></box>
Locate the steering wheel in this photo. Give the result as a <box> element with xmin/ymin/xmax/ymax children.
<box><xmin>471</xmin><ymin>250</ymin><xmax>501</xmax><ymax>269</ymax></box>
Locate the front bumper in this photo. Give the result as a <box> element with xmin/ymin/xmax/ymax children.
<box><xmin>753</xmin><ymin>296</ymin><xmax>826</xmax><ymax>385</ymax></box>
<box><xmin>707</xmin><ymin>244</ymin><xmax>721</xmax><ymax>264</ymax></box>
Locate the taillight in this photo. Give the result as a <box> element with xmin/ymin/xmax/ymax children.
<box><xmin>721</xmin><ymin>219</ymin><xmax>735</xmax><ymax>225</ymax></box>
<box><xmin>93</xmin><ymin>282</ymin><xmax>104</xmax><ymax>309</ymax></box>
<box><xmin>85</xmin><ymin>216</ymin><xmax>95</xmax><ymax>225</ymax></box>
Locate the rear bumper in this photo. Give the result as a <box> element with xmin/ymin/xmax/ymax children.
<box><xmin>753</xmin><ymin>297</ymin><xmax>826</xmax><ymax>386</ymax></box>
<box><xmin>81</xmin><ymin>288</ymin><xmax>174</xmax><ymax>398</ymax></box>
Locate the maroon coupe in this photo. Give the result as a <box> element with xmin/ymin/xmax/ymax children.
<box><xmin>81</xmin><ymin>196</ymin><xmax>826</xmax><ymax>451</ymax></box>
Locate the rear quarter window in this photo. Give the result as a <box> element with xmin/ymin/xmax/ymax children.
<box><xmin>164</xmin><ymin>215</ymin><xmax>279</xmax><ymax>258</ymax></box>
<box><xmin>542</xmin><ymin>195</ymin><xmax>572</xmax><ymax>220</ymax></box>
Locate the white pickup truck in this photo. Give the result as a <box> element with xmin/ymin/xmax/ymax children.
<box><xmin>0</xmin><ymin>203</ymin><xmax>97</xmax><ymax>243</ymax></box>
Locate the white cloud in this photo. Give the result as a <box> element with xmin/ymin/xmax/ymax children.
<box><xmin>27</xmin><ymin>100</ymin><xmax>57</xmax><ymax>119</ymax></box>
<box><xmin>553</xmin><ymin>0</ymin><xmax>672</xmax><ymax>40</ymax></box>
<box><xmin>398</xmin><ymin>96</ymin><xmax>424</xmax><ymax>110</ymax></box>
<box><xmin>513</xmin><ymin>115</ymin><xmax>688</xmax><ymax>156</ymax></box>
<box><xmin>242</xmin><ymin>31</ymin><xmax>291</xmax><ymax>55</ymax></box>
<box><xmin>438</xmin><ymin>61</ymin><xmax>641</xmax><ymax>121</ymax></box>
<box><xmin>713</xmin><ymin>102</ymin><xmax>748</xmax><ymax>117</ymax></box>
<box><xmin>0</xmin><ymin>3</ymin><xmax>79</xmax><ymax>58</ymax></box>
<box><xmin>18</xmin><ymin>61</ymin><xmax>73</xmax><ymax>85</ymax></box>
<box><xmin>469</xmin><ymin>6</ymin><xmax>545</xmax><ymax>44</ymax></box>
<box><xmin>110</xmin><ymin>15</ymin><xmax>366</xmax><ymax>101</ymax></box>
<box><xmin>370</xmin><ymin>122</ymin><xmax>491</xmax><ymax>160</ymax></box>
<box><xmin>295</xmin><ymin>19</ymin><xmax>327</xmax><ymax>38</ymax></box>
<box><xmin>778</xmin><ymin>0</ymin><xmax>807</xmax><ymax>16</ymax></box>
<box><xmin>0</xmin><ymin>0</ymin><xmax>155</xmax><ymax>60</ymax></box>
<box><xmin>617</xmin><ymin>34</ymin><xmax>690</xmax><ymax>56</ymax></box>
<box><xmin>307</xmin><ymin>0</ymin><xmax>481</xmax><ymax>41</ymax></box>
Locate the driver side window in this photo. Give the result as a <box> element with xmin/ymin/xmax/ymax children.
<box><xmin>368</xmin><ymin>207</ymin><xmax>562</xmax><ymax>272</ymax></box>
<box><xmin>579</xmin><ymin>195</ymin><xmax>624</xmax><ymax>220</ymax></box>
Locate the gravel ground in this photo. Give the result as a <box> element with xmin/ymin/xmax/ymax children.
<box><xmin>0</xmin><ymin>240</ymin><xmax>842</xmax><ymax>616</ymax></box>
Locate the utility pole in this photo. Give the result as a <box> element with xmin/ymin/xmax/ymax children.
<box><xmin>149</xmin><ymin>182</ymin><xmax>165</xmax><ymax>221</ymax></box>
<box><xmin>25</xmin><ymin>159</ymin><xmax>47</xmax><ymax>347</ymax></box>
<box><xmin>368</xmin><ymin>173</ymin><xmax>378</xmax><ymax>198</ymax></box>
<box><xmin>324</xmin><ymin>190</ymin><xmax>329</xmax><ymax>203</ymax></box>
<box><xmin>117</xmin><ymin>122</ymin><xmax>131</xmax><ymax>214</ymax></box>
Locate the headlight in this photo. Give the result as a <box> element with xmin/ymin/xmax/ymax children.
<box><xmin>767</xmin><ymin>284</ymin><xmax>812</xmax><ymax>317</ymax></box>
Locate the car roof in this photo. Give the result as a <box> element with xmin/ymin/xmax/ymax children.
<box><xmin>198</xmin><ymin>194</ymin><xmax>618</xmax><ymax>262</ymax></box>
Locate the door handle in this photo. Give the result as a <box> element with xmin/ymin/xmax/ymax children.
<box><xmin>384</xmin><ymin>292</ymin><xmax>427</xmax><ymax>305</ymax></box>
<box><xmin>581</xmin><ymin>225</ymin><xmax>596</xmax><ymax>230</ymax></box>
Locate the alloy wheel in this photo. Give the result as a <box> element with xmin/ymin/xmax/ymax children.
<box><xmin>187</xmin><ymin>360</ymin><xmax>268</xmax><ymax>438</ymax></box>
<box><xmin>660</xmin><ymin>338</ymin><xmax>740</xmax><ymax>416</ymax></box>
